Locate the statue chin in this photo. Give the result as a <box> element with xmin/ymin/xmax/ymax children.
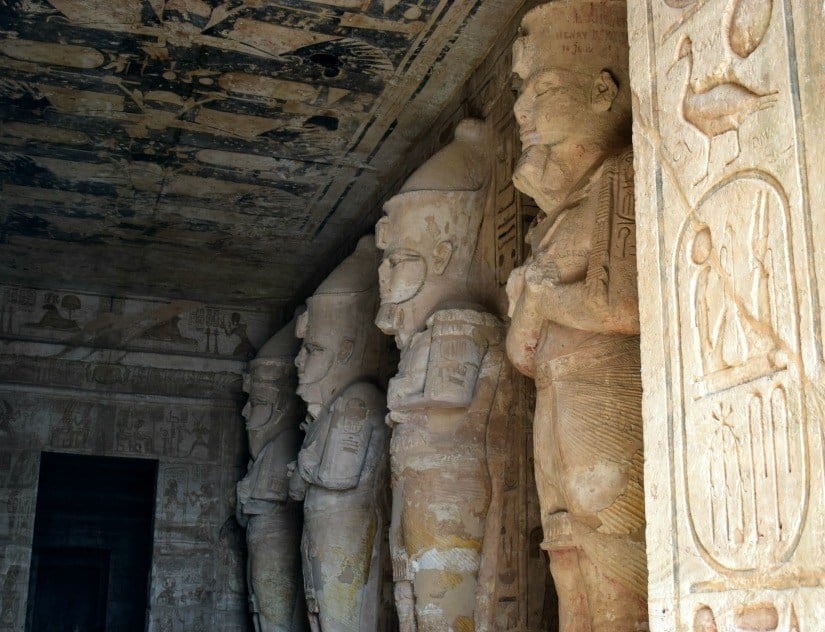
<box><xmin>513</xmin><ymin>146</ymin><xmax>569</xmax><ymax>215</ymax></box>
<box><xmin>376</xmin><ymin>303</ymin><xmax>412</xmax><ymax>348</ymax></box>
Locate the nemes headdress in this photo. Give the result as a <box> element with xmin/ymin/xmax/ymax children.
<box><xmin>300</xmin><ymin>235</ymin><xmax>380</xmax><ymax>330</ymax></box>
<box><xmin>377</xmin><ymin>118</ymin><xmax>492</xmax><ymax>259</ymax></box>
<box><xmin>244</xmin><ymin>315</ymin><xmax>301</xmax><ymax>396</ymax></box>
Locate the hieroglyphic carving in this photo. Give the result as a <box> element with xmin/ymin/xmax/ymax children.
<box><xmin>0</xmin><ymin>296</ymin><xmax>251</xmax><ymax>630</ymax></box>
<box><xmin>0</xmin><ymin>284</ymin><xmax>275</xmax><ymax>358</ymax></box>
<box><xmin>628</xmin><ymin>0</ymin><xmax>825</xmax><ymax>626</ymax></box>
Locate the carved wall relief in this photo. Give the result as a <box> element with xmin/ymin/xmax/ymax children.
<box><xmin>236</xmin><ymin>319</ymin><xmax>306</xmax><ymax>632</ymax></box>
<box><xmin>288</xmin><ymin>236</ymin><xmax>391</xmax><ymax>632</ymax></box>
<box><xmin>628</xmin><ymin>0</ymin><xmax>824</xmax><ymax>626</ymax></box>
<box><xmin>0</xmin><ymin>286</ymin><xmax>254</xmax><ymax>631</ymax></box>
<box><xmin>376</xmin><ymin>118</ymin><xmax>521</xmax><ymax>631</ymax></box>
<box><xmin>506</xmin><ymin>3</ymin><xmax>647</xmax><ymax>631</ymax></box>
<box><xmin>677</xmin><ymin>176</ymin><xmax>805</xmax><ymax>579</ymax></box>
<box><xmin>0</xmin><ymin>284</ymin><xmax>276</xmax><ymax>359</ymax></box>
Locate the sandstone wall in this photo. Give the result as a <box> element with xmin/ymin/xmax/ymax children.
<box><xmin>0</xmin><ymin>284</ymin><xmax>277</xmax><ymax>631</ymax></box>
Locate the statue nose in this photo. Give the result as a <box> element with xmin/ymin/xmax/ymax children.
<box><xmin>513</xmin><ymin>95</ymin><xmax>530</xmax><ymax>126</ymax></box>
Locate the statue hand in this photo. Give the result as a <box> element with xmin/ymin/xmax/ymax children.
<box><xmin>585</xmin><ymin>268</ymin><xmax>610</xmax><ymax>318</ymax></box>
<box><xmin>286</xmin><ymin>460</ymin><xmax>307</xmax><ymax>500</ymax></box>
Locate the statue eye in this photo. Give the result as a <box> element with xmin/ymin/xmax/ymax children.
<box><xmin>534</xmin><ymin>80</ymin><xmax>554</xmax><ymax>96</ymax></box>
<box><xmin>534</xmin><ymin>71</ymin><xmax>561</xmax><ymax>96</ymax></box>
<box><xmin>390</xmin><ymin>252</ymin><xmax>419</xmax><ymax>267</ymax></box>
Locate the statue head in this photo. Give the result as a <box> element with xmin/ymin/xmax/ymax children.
<box><xmin>375</xmin><ymin>118</ymin><xmax>493</xmax><ymax>348</ymax></box>
<box><xmin>242</xmin><ymin>315</ymin><xmax>302</xmax><ymax>459</ymax></box>
<box><xmin>512</xmin><ymin>0</ymin><xmax>630</xmax><ymax>215</ymax></box>
<box><xmin>295</xmin><ymin>235</ymin><xmax>383</xmax><ymax>418</ymax></box>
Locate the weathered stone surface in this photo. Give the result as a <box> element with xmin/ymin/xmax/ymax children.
<box><xmin>0</xmin><ymin>286</ymin><xmax>251</xmax><ymax>632</ymax></box>
<box><xmin>0</xmin><ymin>0</ymin><xmax>535</xmax><ymax>309</ymax></box>
<box><xmin>505</xmin><ymin>3</ymin><xmax>646</xmax><ymax>630</ymax></box>
<box><xmin>628</xmin><ymin>0</ymin><xmax>825</xmax><ymax>628</ymax></box>
<box><xmin>236</xmin><ymin>319</ymin><xmax>307</xmax><ymax>632</ymax></box>
<box><xmin>376</xmin><ymin>118</ymin><xmax>523</xmax><ymax>631</ymax></box>
<box><xmin>289</xmin><ymin>236</ymin><xmax>392</xmax><ymax>632</ymax></box>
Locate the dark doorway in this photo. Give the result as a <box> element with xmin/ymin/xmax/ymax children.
<box><xmin>26</xmin><ymin>452</ymin><xmax>158</xmax><ymax>632</ymax></box>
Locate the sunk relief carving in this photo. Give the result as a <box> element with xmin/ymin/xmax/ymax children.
<box><xmin>628</xmin><ymin>0</ymin><xmax>823</xmax><ymax>622</ymax></box>
<box><xmin>506</xmin><ymin>3</ymin><xmax>646</xmax><ymax>630</ymax></box>
<box><xmin>376</xmin><ymin>118</ymin><xmax>513</xmax><ymax>631</ymax></box>
<box><xmin>727</xmin><ymin>0</ymin><xmax>773</xmax><ymax>59</ymax></box>
<box><xmin>670</xmin><ymin>34</ymin><xmax>778</xmax><ymax>184</ymax></box>
<box><xmin>288</xmin><ymin>236</ymin><xmax>390</xmax><ymax>632</ymax></box>
<box><xmin>236</xmin><ymin>318</ymin><xmax>306</xmax><ymax>632</ymax></box>
<box><xmin>676</xmin><ymin>172</ymin><xmax>807</xmax><ymax>573</ymax></box>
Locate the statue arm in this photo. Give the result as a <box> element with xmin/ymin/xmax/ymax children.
<box><xmin>308</xmin><ymin>395</ymin><xmax>378</xmax><ymax>491</ymax></box>
<box><xmin>419</xmin><ymin>313</ymin><xmax>488</xmax><ymax>407</ymax></box>
<box><xmin>506</xmin><ymin>265</ymin><xmax>543</xmax><ymax>377</ymax></box>
<box><xmin>521</xmin><ymin>260</ymin><xmax>639</xmax><ymax>335</ymax></box>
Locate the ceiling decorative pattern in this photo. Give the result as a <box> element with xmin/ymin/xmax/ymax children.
<box><xmin>0</xmin><ymin>0</ymin><xmax>526</xmax><ymax>308</ymax></box>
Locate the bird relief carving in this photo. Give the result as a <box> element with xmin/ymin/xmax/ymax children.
<box><xmin>664</xmin><ymin>0</ymin><xmax>779</xmax><ymax>186</ymax></box>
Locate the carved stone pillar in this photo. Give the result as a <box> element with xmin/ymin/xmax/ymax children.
<box><xmin>236</xmin><ymin>319</ymin><xmax>306</xmax><ymax>632</ymax></box>
<box><xmin>628</xmin><ymin>0</ymin><xmax>825</xmax><ymax>628</ymax></box>
<box><xmin>288</xmin><ymin>236</ymin><xmax>390</xmax><ymax>632</ymax></box>
<box><xmin>375</xmin><ymin>118</ymin><xmax>515</xmax><ymax>631</ymax></box>
<box><xmin>505</xmin><ymin>3</ymin><xmax>647</xmax><ymax>631</ymax></box>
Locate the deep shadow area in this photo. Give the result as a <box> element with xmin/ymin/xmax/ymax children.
<box><xmin>27</xmin><ymin>452</ymin><xmax>158</xmax><ymax>632</ymax></box>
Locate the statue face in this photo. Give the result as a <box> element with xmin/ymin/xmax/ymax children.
<box><xmin>375</xmin><ymin>214</ymin><xmax>430</xmax><ymax>345</ymax></box>
<box><xmin>514</xmin><ymin>66</ymin><xmax>618</xmax><ymax>212</ymax></box>
<box><xmin>377</xmin><ymin>246</ymin><xmax>427</xmax><ymax>306</ymax></box>
<box><xmin>375</xmin><ymin>200</ymin><xmax>459</xmax><ymax>348</ymax></box>
<box><xmin>295</xmin><ymin>333</ymin><xmax>336</xmax><ymax>414</ymax></box>
<box><xmin>514</xmin><ymin>68</ymin><xmax>592</xmax><ymax>151</ymax></box>
<box><xmin>241</xmin><ymin>384</ymin><xmax>276</xmax><ymax>431</ymax></box>
<box><xmin>294</xmin><ymin>302</ymin><xmax>358</xmax><ymax>417</ymax></box>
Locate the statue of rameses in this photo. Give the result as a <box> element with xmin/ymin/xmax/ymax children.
<box><xmin>375</xmin><ymin>118</ymin><xmax>512</xmax><ymax>631</ymax></box>
<box><xmin>505</xmin><ymin>3</ymin><xmax>646</xmax><ymax>631</ymax></box>
<box><xmin>288</xmin><ymin>236</ymin><xmax>390</xmax><ymax>632</ymax></box>
<box><xmin>236</xmin><ymin>318</ymin><xmax>307</xmax><ymax>632</ymax></box>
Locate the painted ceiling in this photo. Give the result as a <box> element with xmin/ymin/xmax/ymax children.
<box><xmin>0</xmin><ymin>0</ymin><xmax>525</xmax><ymax>310</ymax></box>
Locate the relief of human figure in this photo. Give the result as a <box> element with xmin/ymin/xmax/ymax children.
<box><xmin>236</xmin><ymin>318</ymin><xmax>307</xmax><ymax>632</ymax></box>
<box><xmin>288</xmin><ymin>236</ymin><xmax>390</xmax><ymax>632</ymax></box>
<box><xmin>375</xmin><ymin>118</ymin><xmax>513</xmax><ymax>631</ymax></box>
<box><xmin>504</xmin><ymin>3</ymin><xmax>647</xmax><ymax>630</ymax></box>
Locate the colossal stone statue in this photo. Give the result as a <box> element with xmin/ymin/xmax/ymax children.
<box><xmin>505</xmin><ymin>3</ymin><xmax>647</xmax><ymax>630</ymax></box>
<box><xmin>236</xmin><ymin>319</ymin><xmax>307</xmax><ymax>632</ymax></box>
<box><xmin>288</xmin><ymin>236</ymin><xmax>390</xmax><ymax>632</ymax></box>
<box><xmin>375</xmin><ymin>118</ymin><xmax>512</xmax><ymax>631</ymax></box>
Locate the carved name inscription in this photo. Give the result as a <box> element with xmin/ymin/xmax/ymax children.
<box><xmin>629</xmin><ymin>0</ymin><xmax>824</xmax><ymax>627</ymax></box>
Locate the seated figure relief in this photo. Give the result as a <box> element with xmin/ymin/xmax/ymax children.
<box><xmin>375</xmin><ymin>118</ymin><xmax>513</xmax><ymax>631</ymax></box>
<box><xmin>505</xmin><ymin>3</ymin><xmax>647</xmax><ymax>631</ymax></box>
<box><xmin>288</xmin><ymin>236</ymin><xmax>391</xmax><ymax>632</ymax></box>
<box><xmin>236</xmin><ymin>318</ymin><xmax>307</xmax><ymax>632</ymax></box>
